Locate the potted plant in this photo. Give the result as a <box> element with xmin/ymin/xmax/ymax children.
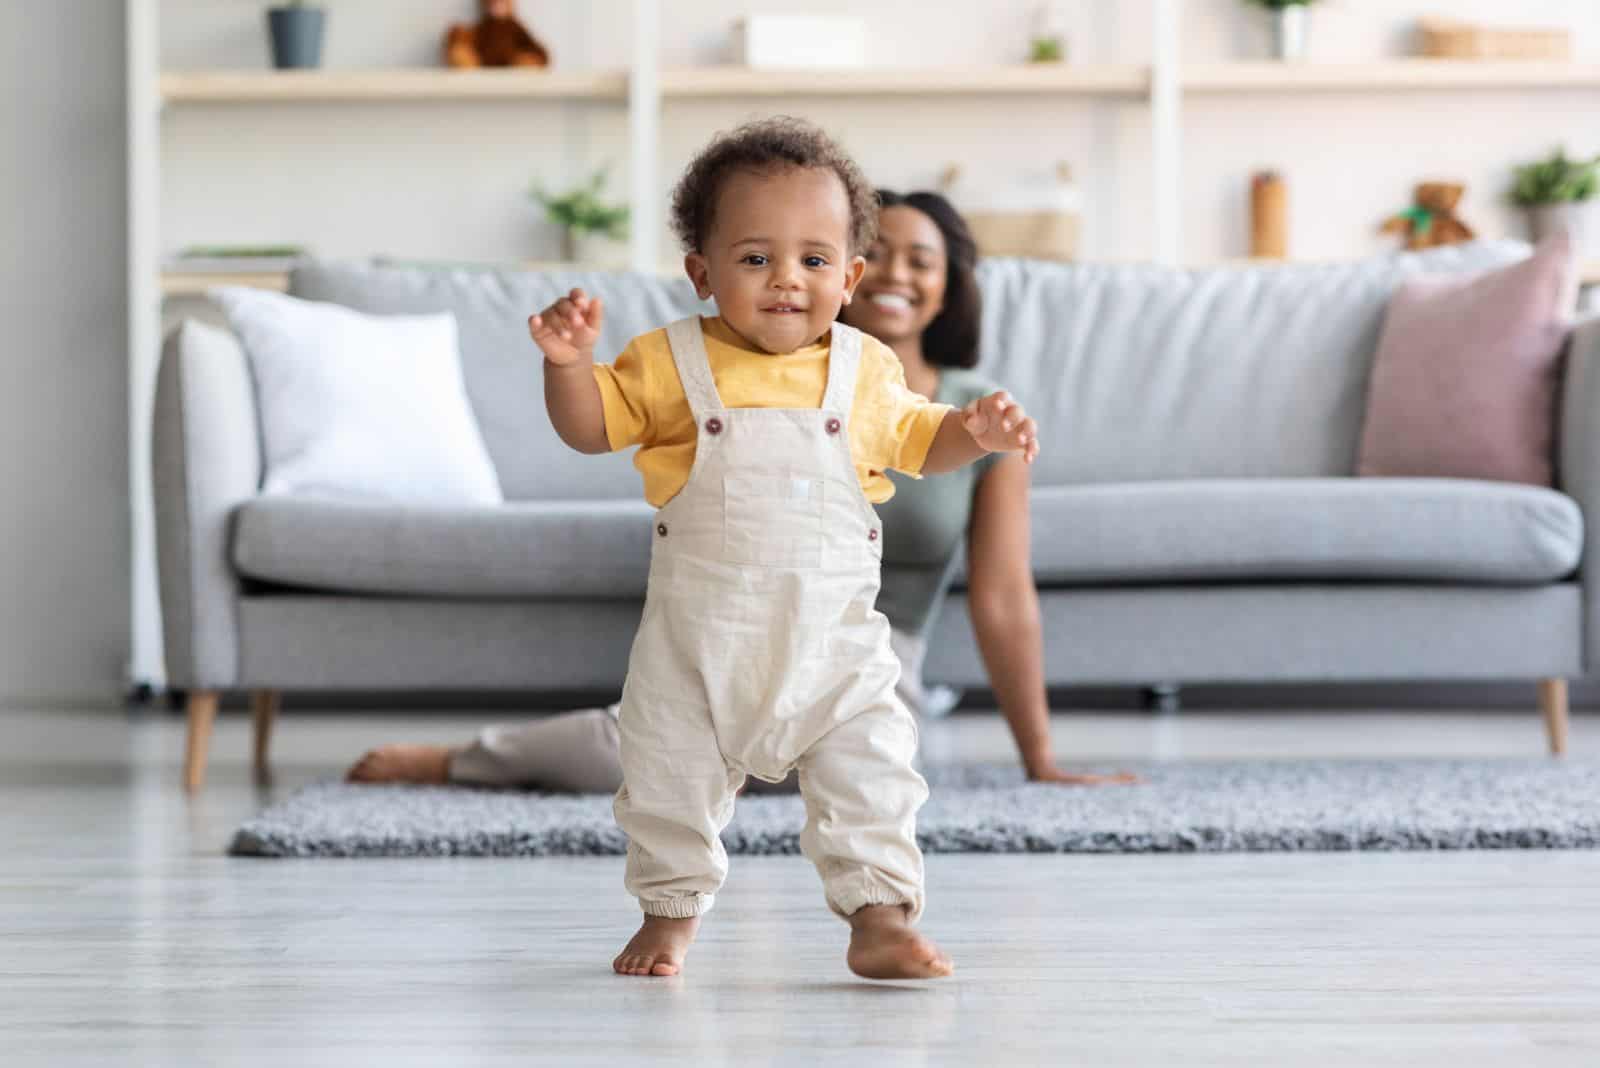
<box><xmin>1511</xmin><ymin>148</ymin><xmax>1600</xmax><ymax>253</ymax></box>
<box><xmin>268</xmin><ymin>1</ymin><xmax>327</xmax><ymax>70</ymax></box>
<box><xmin>532</xmin><ymin>169</ymin><xmax>630</xmax><ymax>264</ymax></box>
<box><xmin>1243</xmin><ymin>0</ymin><xmax>1317</xmax><ymax>62</ymax></box>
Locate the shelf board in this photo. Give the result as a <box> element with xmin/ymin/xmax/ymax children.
<box><xmin>160</xmin><ymin>68</ymin><xmax>627</xmax><ymax>104</ymax></box>
<box><xmin>659</xmin><ymin>64</ymin><xmax>1148</xmax><ymax>97</ymax></box>
<box><xmin>1185</xmin><ymin>60</ymin><xmax>1600</xmax><ymax>92</ymax></box>
<box><xmin>158</xmin><ymin>61</ymin><xmax>1600</xmax><ymax>105</ymax></box>
<box><xmin>162</xmin><ymin>260</ymin><xmax>1600</xmax><ymax>297</ymax></box>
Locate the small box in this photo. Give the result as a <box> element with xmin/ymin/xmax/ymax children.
<box><xmin>732</xmin><ymin>15</ymin><xmax>867</xmax><ymax>69</ymax></box>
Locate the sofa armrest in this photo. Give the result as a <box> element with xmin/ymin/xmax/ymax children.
<box><xmin>152</xmin><ymin>321</ymin><xmax>262</xmax><ymax>689</ymax></box>
<box><xmin>1558</xmin><ymin>313</ymin><xmax>1600</xmax><ymax>671</ymax></box>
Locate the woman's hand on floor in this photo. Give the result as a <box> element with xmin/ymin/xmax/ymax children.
<box><xmin>1026</xmin><ymin>764</ymin><xmax>1140</xmax><ymax>786</ymax></box>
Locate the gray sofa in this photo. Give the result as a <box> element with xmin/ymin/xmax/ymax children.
<box><xmin>155</xmin><ymin>244</ymin><xmax>1595</xmax><ymax>789</ymax></box>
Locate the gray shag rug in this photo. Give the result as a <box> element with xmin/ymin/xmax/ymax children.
<box><xmin>229</xmin><ymin>760</ymin><xmax>1600</xmax><ymax>858</ymax></box>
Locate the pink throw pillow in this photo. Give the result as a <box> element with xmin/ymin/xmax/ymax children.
<box><xmin>1357</xmin><ymin>235</ymin><xmax>1578</xmax><ymax>486</ymax></box>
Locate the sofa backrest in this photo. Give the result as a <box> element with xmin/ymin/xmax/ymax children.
<box><xmin>292</xmin><ymin>242</ymin><xmax>1530</xmax><ymax>500</ymax></box>
<box><xmin>973</xmin><ymin>241</ymin><xmax>1530</xmax><ymax>485</ymax></box>
<box><xmin>291</xmin><ymin>261</ymin><xmax>709</xmax><ymax>500</ymax></box>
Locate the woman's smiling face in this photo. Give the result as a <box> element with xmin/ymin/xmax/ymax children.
<box><xmin>843</xmin><ymin>204</ymin><xmax>948</xmax><ymax>346</ymax></box>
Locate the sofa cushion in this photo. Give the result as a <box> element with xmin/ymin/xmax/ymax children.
<box><xmin>231</xmin><ymin>497</ymin><xmax>656</xmax><ymax>598</ymax></box>
<box><xmin>1358</xmin><ymin>233</ymin><xmax>1576</xmax><ymax>487</ymax></box>
<box><xmin>289</xmin><ymin>261</ymin><xmax>709</xmax><ymax>502</ymax></box>
<box><xmin>974</xmin><ymin>241</ymin><xmax>1531</xmax><ymax>487</ymax></box>
<box><xmin>1021</xmin><ymin>478</ymin><xmax>1582</xmax><ymax>586</ymax></box>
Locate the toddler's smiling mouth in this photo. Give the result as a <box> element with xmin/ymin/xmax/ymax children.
<box><xmin>762</xmin><ymin>303</ymin><xmax>807</xmax><ymax>314</ymax></box>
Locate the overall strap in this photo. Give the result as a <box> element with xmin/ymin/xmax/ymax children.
<box><xmin>664</xmin><ymin>316</ymin><xmax>724</xmax><ymax>420</ymax></box>
<box><xmin>821</xmin><ymin>322</ymin><xmax>864</xmax><ymax>423</ymax></box>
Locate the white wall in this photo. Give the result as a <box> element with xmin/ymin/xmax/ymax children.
<box><xmin>156</xmin><ymin>0</ymin><xmax>1600</xmax><ymax>267</ymax></box>
<box><xmin>0</xmin><ymin>2</ymin><xmax>131</xmax><ymax>703</ymax></box>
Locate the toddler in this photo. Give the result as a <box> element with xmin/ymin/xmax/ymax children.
<box><xmin>528</xmin><ymin>117</ymin><xmax>1038</xmax><ymax>980</ymax></box>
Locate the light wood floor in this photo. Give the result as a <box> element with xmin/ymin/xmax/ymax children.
<box><xmin>2</xmin><ymin>703</ymin><xmax>1598</xmax><ymax>1066</ymax></box>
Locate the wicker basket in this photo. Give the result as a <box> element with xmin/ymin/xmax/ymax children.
<box><xmin>1418</xmin><ymin>18</ymin><xmax>1572</xmax><ymax>60</ymax></box>
<box><xmin>940</xmin><ymin>163</ymin><xmax>1081</xmax><ymax>262</ymax></box>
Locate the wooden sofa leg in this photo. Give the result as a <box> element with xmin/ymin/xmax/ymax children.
<box><xmin>1538</xmin><ymin>678</ymin><xmax>1569</xmax><ymax>757</ymax></box>
<box><xmin>252</xmin><ymin>689</ymin><xmax>281</xmax><ymax>780</ymax></box>
<box><xmin>183</xmin><ymin>690</ymin><xmax>220</xmax><ymax>792</ymax></box>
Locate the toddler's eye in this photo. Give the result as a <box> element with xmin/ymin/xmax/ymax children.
<box><xmin>804</xmin><ymin>255</ymin><xmax>828</xmax><ymax>268</ymax></box>
<box><xmin>741</xmin><ymin>254</ymin><xmax>768</xmax><ymax>267</ymax></box>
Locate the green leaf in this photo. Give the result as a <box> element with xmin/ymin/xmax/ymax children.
<box><xmin>1510</xmin><ymin>148</ymin><xmax>1600</xmax><ymax>206</ymax></box>
<box><xmin>531</xmin><ymin>166</ymin><xmax>630</xmax><ymax>239</ymax></box>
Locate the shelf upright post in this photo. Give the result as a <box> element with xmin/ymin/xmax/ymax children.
<box><xmin>629</xmin><ymin>0</ymin><xmax>662</xmax><ymax>273</ymax></box>
<box><xmin>1150</xmin><ymin>0</ymin><xmax>1182</xmax><ymax>266</ymax></box>
<box><xmin>127</xmin><ymin>0</ymin><xmax>165</xmax><ymax>694</ymax></box>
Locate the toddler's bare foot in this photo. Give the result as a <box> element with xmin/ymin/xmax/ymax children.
<box><xmin>345</xmin><ymin>744</ymin><xmax>454</xmax><ymax>785</ymax></box>
<box><xmin>846</xmin><ymin>905</ymin><xmax>953</xmax><ymax>980</ymax></box>
<box><xmin>614</xmin><ymin>915</ymin><xmax>700</xmax><ymax>977</ymax></box>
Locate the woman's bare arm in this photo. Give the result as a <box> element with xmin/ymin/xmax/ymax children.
<box><xmin>965</xmin><ymin>454</ymin><xmax>1135</xmax><ymax>785</ymax></box>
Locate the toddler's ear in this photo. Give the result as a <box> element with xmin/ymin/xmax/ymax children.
<box><xmin>684</xmin><ymin>252</ymin><xmax>714</xmax><ymax>301</ymax></box>
<box><xmin>841</xmin><ymin>254</ymin><xmax>867</xmax><ymax>303</ymax></box>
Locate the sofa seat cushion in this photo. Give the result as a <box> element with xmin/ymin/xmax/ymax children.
<box><xmin>232</xmin><ymin>497</ymin><xmax>655</xmax><ymax>598</ymax></box>
<box><xmin>1023</xmin><ymin>478</ymin><xmax>1582</xmax><ymax>586</ymax></box>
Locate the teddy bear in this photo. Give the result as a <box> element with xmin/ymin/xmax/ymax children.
<box><xmin>444</xmin><ymin>0</ymin><xmax>550</xmax><ymax>68</ymax></box>
<box><xmin>1379</xmin><ymin>182</ymin><xmax>1477</xmax><ymax>250</ymax></box>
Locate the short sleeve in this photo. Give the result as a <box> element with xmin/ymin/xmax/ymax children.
<box><xmin>874</xmin><ymin>346</ymin><xmax>952</xmax><ymax>478</ymax></box>
<box><xmin>592</xmin><ymin>337</ymin><xmax>654</xmax><ymax>451</ymax></box>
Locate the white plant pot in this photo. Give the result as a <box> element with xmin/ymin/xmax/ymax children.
<box><xmin>560</xmin><ymin>230</ymin><xmax>627</xmax><ymax>267</ymax></box>
<box><xmin>1526</xmin><ymin>201</ymin><xmax>1599</xmax><ymax>257</ymax></box>
<box><xmin>1272</xmin><ymin>7</ymin><xmax>1309</xmax><ymax>62</ymax></box>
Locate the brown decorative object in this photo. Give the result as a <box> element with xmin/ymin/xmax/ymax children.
<box><xmin>444</xmin><ymin>0</ymin><xmax>550</xmax><ymax>69</ymax></box>
<box><xmin>1417</xmin><ymin>18</ymin><xmax>1571</xmax><ymax>61</ymax></box>
<box><xmin>1380</xmin><ymin>182</ymin><xmax>1477</xmax><ymax>250</ymax></box>
<box><xmin>1250</xmin><ymin>171</ymin><xmax>1288</xmax><ymax>259</ymax></box>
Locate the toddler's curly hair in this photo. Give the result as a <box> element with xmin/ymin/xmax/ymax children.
<box><xmin>670</xmin><ymin>116</ymin><xmax>878</xmax><ymax>255</ymax></box>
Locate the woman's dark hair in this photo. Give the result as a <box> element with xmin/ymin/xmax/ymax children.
<box><xmin>869</xmin><ymin>189</ymin><xmax>982</xmax><ymax>369</ymax></box>
<box><xmin>670</xmin><ymin>116</ymin><xmax>879</xmax><ymax>255</ymax></box>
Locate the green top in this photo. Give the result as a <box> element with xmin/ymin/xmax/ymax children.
<box><xmin>876</xmin><ymin>368</ymin><xmax>1001</xmax><ymax>639</ymax></box>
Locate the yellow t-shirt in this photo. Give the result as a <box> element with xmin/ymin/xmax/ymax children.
<box><xmin>593</xmin><ymin>316</ymin><xmax>952</xmax><ymax>508</ymax></box>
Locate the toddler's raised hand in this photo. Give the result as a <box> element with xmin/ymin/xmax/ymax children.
<box><xmin>962</xmin><ymin>391</ymin><xmax>1040</xmax><ymax>465</ymax></box>
<box><xmin>528</xmin><ymin>288</ymin><xmax>605</xmax><ymax>366</ymax></box>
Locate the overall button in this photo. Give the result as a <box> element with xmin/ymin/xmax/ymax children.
<box><xmin>825</xmin><ymin>417</ymin><xmax>841</xmax><ymax>435</ymax></box>
<box><xmin>705</xmin><ymin>417</ymin><xmax>723</xmax><ymax>435</ymax></box>
<box><xmin>868</xmin><ymin>528</ymin><xmax>879</xmax><ymax>541</ymax></box>
<box><xmin>657</xmin><ymin>523</ymin><xmax>668</xmax><ymax>537</ymax></box>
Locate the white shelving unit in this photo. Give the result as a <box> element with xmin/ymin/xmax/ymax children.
<box><xmin>125</xmin><ymin>0</ymin><xmax>1600</xmax><ymax>691</ymax></box>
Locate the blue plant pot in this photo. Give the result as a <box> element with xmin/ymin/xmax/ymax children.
<box><xmin>268</xmin><ymin>7</ymin><xmax>326</xmax><ymax>70</ymax></box>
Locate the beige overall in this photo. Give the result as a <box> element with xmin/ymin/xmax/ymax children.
<box><xmin>613</xmin><ymin>317</ymin><xmax>929</xmax><ymax>923</ymax></box>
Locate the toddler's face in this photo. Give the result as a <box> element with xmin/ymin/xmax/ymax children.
<box><xmin>685</xmin><ymin>166</ymin><xmax>866</xmax><ymax>355</ymax></box>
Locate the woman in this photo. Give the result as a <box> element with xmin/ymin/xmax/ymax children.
<box><xmin>348</xmin><ymin>191</ymin><xmax>1131</xmax><ymax>789</ymax></box>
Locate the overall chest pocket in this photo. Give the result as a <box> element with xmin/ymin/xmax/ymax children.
<box><xmin>723</xmin><ymin>473</ymin><xmax>826</xmax><ymax>568</ymax></box>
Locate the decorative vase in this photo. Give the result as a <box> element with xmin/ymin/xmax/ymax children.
<box><xmin>1272</xmin><ymin>6</ymin><xmax>1309</xmax><ymax>62</ymax></box>
<box><xmin>267</xmin><ymin>6</ymin><xmax>326</xmax><ymax>70</ymax></box>
<box><xmin>560</xmin><ymin>230</ymin><xmax>626</xmax><ymax>266</ymax></box>
<box><xmin>1526</xmin><ymin>201</ymin><xmax>1599</xmax><ymax>257</ymax></box>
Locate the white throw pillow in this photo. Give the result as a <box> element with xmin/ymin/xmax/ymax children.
<box><xmin>210</xmin><ymin>287</ymin><xmax>503</xmax><ymax>506</ymax></box>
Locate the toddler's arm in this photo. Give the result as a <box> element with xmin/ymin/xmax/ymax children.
<box><xmin>529</xmin><ymin>288</ymin><xmax>610</xmax><ymax>454</ymax></box>
<box><xmin>921</xmin><ymin>391</ymin><xmax>1039</xmax><ymax>474</ymax></box>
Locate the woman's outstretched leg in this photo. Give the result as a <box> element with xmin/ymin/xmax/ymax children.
<box><xmin>346</xmin><ymin>705</ymin><xmax>623</xmax><ymax>792</ymax></box>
